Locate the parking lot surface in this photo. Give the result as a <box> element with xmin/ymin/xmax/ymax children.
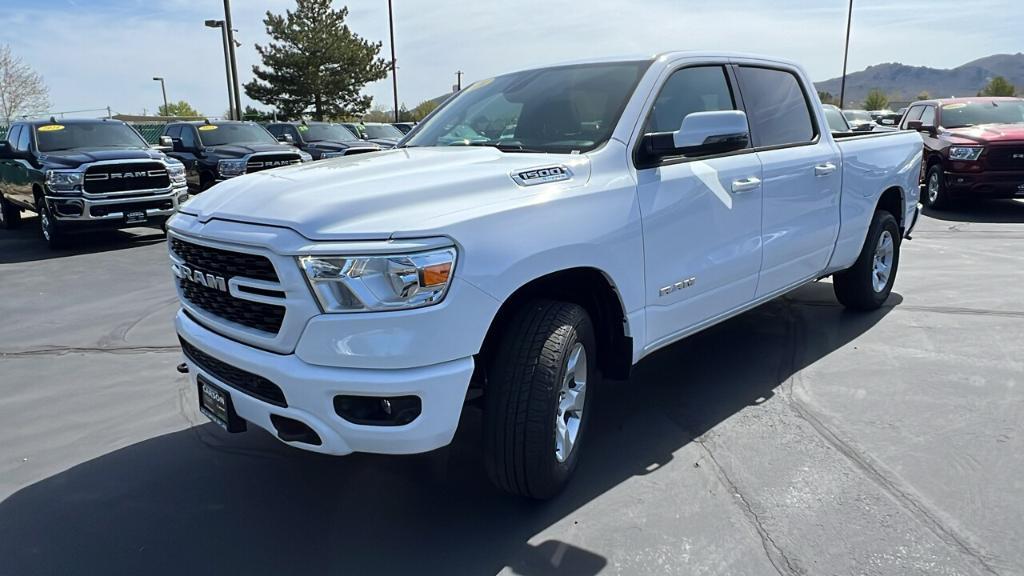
<box><xmin>1</xmin><ymin>202</ymin><xmax>1022</xmax><ymax>576</ymax></box>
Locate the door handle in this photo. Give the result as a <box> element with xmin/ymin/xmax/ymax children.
<box><xmin>731</xmin><ymin>177</ymin><xmax>761</xmax><ymax>193</ymax></box>
<box><xmin>815</xmin><ymin>162</ymin><xmax>837</xmax><ymax>176</ymax></box>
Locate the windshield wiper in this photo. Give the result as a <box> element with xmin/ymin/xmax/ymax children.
<box><xmin>944</xmin><ymin>124</ymin><xmax>975</xmax><ymax>129</ymax></box>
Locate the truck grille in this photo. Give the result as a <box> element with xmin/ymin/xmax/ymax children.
<box><xmin>84</xmin><ymin>162</ymin><xmax>170</xmax><ymax>194</ymax></box>
<box><xmin>90</xmin><ymin>198</ymin><xmax>173</xmax><ymax>217</ymax></box>
<box><xmin>179</xmin><ymin>336</ymin><xmax>287</xmax><ymax>407</ymax></box>
<box><xmin>246</xmin><ymin>154</ymin><xmax>302</xmax><ymax>173</ymax></box>
<box><xmin>987</xmin><ymin>147</ymin><xmax>1024</xmax><ymax>171</ymax></box>
<box><xmin>171</xmin><ymin>238</ymin><xmax>285</xmax><ymax>334</ymax></box>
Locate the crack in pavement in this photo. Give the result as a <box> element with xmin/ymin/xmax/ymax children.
<box><xmin>0</xmin><ymin>345</ymin><xmax>180</xmax><ymax>358</ymax></box>
<box><xmin>694</xmin><ymin>437</ymin><xmax>801</xmax><ymax>576</ymax></box>
<box><xmin>780</xmin><ymin>302</ymin><xmax>1003</xmax><ymax>576</ymax></box>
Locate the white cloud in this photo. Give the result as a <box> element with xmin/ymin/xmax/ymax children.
<box><xmin>0</xmin><ymin>0</ymin><xmax>1019</xmax><ymax>118</ymax></box>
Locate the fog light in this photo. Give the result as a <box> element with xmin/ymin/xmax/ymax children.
<box><xmin>334</xmin><ymin>395</ymin><xmax>421</xmax><ymax>426</ymax></box>
<box><xmin>53</xmin><ymin>199</ymin><xmax>83</xmax><ymax>217</ymax></box>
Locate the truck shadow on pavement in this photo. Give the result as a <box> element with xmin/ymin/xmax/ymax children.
<box><xmin>922</xmin><ymin>199</ymin><xmax>1024</xmax><ymax>224</ymax></box>
<box><xmin>0</xmin><ymin>214</ymin><xmax>167</xmax><ymax>264</ymax></box>
<box><xmin>0</xmin><ymin>282</ymin><xmax>899</xmax><ymax>576</ymax></box>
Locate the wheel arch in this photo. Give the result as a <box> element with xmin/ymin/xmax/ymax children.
<box><xmin>876</xmin><ymin>185</ymin><xmax>905</xmax><ymax>231</ymax></box>
<box><xmin>477</xmin><ymin>267</ymin><xmax>633</xmax><ymax>383</ymax></box>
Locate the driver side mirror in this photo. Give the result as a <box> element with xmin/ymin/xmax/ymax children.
<box><xmin>905</xmin><ymin>120</ymin><xmax>937</xmax><ymax>136</ymax></box>
<box><xmin>158</xmin><ymin>135</ymin><xmax>173</xmax><ymax>148</ymax></box>
<box><xmin>278</xmin><ymin>133</ymin><xmax>294</xmax><ymax>144</ymax></box>
<box><xmin>640</xmin><ymin>110</ymin><xmax>750</xmax><ymax>165</ymax></box>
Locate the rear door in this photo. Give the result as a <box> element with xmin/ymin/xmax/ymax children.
<box><xmin>734</xmin><ymin>64</ymin><xmax>842</xmax><ymax>297</ymax></box>
<box><xmin>635</xmin><ymin>63</ymin><xmax>763</xmax><ymax>348</ymax></box>
<box><xmin>8</xmin><ymin>125</ymin><xmax>35</xmax><ymax>206</ymax></box>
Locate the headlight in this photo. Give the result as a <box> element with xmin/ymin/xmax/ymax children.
<box><xmin>299</xmin><ymin>247</ymin><xmax>456</xmax><ymax>313</ymax></box>
<box><xmin>45</xmin><ymin>170</ymin><xmax>84</xmax><ymax>193</ymax></box>
<box><xmin>949</xmin><ymin>146</ymin><xmax>983</xmax><ymax>161</ymax></box>
<box><xmin>217</xmin><ymin>159</ymin><xmax>247</xmax><ymax>178</ymax></box>
<box><xmin>297</xmin><ymin>151</ymin><xmax>313</xmax><ymax>162</ymax></box>
<box><xmin>166</xmin><ymin>161</ymin><xmax>186</xmax><ymax>183</ymax></box>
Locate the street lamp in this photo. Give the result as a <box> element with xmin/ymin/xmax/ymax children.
<box><xmin>206</xmin><ymin>19</ymin><xmax>236</xmax><ymax>120</ymax></box>
<box><xmin>388</xmin><ymin>0</ymin><xmax>398</xmax><ymax>123</ymax></box>
<box><xmin>839</xmin><ymin>0</ymin><xmax>853</xmax><ymax>109</ymax></box>
<box><xmin>152</xmin><ymin>77</ymin><xmax>168</xmax><ymax>116</ymax></box>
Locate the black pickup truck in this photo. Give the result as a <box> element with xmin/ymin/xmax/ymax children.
<box><xmin>0</xmin><ymin>118</ymin><xmax>189</xmax><ymax>248</ymax></box>
<box><xmin>162</xmin><ymin>120</ymin><xmax>310</xmax><ymax>193</ymax></box>
<box><xmin>265</xmin><ymin>121</ymin><xmax>380</xmax><ymax>159</ymax></box>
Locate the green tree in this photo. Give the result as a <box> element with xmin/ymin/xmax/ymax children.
<box><xmin>916</xmin><ymin>90</ymin><xmax>930</xmax><ymax>101</ymax></box>
<box><xmin>159</xmin><ymin>100</ymin><xmax>200</xmax><ymax>117</ymax></box>
<box><xmin>817</xmin><ymin>91</ymin><xmax>836</xmax><ymax>105</ymax></box>
<box><xmin>245</xmin><ymin>0</ymin><xmax>390</xmax><ymax>120</ymax></box>
<box><xmin>863</xmin><ymin>89</ymin><xmax>889</xmax><ymax>111</ymax></box>
<box><xmin>360</xmin><ymin>104</ymin><xmax>391</xmax><ymax>123</ymax></box>
<box><xmin>241</xmin><ymin>105</ymin><xmax>276</xmax><ymax>121</ymax></box>
<box><xmin>411</xmin><ymin>98</ymin><xmax>439</xmax><ymax>121</ymax></box>
<box><xmin>979</xmin><ymin>76</ymin><xmax>1016</xmax><ymax>97</ymax></box>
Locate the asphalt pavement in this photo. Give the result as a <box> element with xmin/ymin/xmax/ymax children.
<box><xmin>1</xmin><ymin>201</ymin><xmax>1022</xmax><ymax>576</ymax></box>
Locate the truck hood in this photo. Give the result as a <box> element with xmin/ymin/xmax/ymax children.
<box><xmin>206</xmin><ymin>143</ymin><xmax>301</xmax><ymax>159</ymax></box>
<box><xmin>179</xmin><ymin>147</ymin><xmax>590</xmax><ymax>240</ymax></box>
<box><xmin>944</xmin><ymin>123</ymin><xmax>1024</xmax><ymax>144</ymax></box>
<box><xmin>39</xmin><ymin>148</ymin><xmax>166</xmax><ymax>168</ymax></box>
<box><xmin>307</xmin><ymin>140</ymin><xmax>376</xmax><ymax>152</ymax></box>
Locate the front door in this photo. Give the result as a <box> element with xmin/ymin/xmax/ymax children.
<box><xmin>636</xmin><ymin>64</ymin><xmax>764</xmax><ymax>349</ymax></box>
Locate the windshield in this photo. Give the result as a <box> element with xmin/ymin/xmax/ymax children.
<box><xmin>363</xmin><ymin>124</ymin><xmax>403</xmax><ymax>139</ymax></box>
<box><xmin>823</xmin><ymin>106</ymin><xmax>850</xmax><ymax>132</ymax></box>
<box><xmin>302</xmin><ymin>124</ymin><xmax>359</xmax><ymax>142</ymax></box>
<box><xmin>198</xmin><ymin>123</ymin><xmax>277</xmax><ymax>146</ymax></box>
<box><xmin>940</xmin><ymin>100</ymin><xmax>1024</xmax><ymax>128</ymax></box>
<box><xmin>844</xmin><ymin>110</ymin><xmax>873</xmax><ymax>122</ymax></box>
<box><xmin>405</xmin><ymin>60</ymin><xmax>651</xmax><ymax>153</ymax></box>
<box><xmin>34</xmin><ymin>122</ymin><xmax>148</xmax><ymax>152</ymax></box>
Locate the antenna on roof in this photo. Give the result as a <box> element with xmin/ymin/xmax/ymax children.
<box><xmin>49</xmin><ymin>116</ymin><xmax>57</xmax><ymax>123</ymax></box>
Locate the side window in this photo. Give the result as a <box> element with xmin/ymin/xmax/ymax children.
<box><xmin>179</xmin><ymin>126</ymin><xmax>198</xmax><ymax>149</ymax></box>
<box><xmin>920</xmin><ymin>106</ymin><xmax>936</xmax><ymax>126</ymax></box>
<box><xmin>736</xmin><ymin>66</ymin><xmax>816</xmax><ymax>147</ymax></box>
<box><xmin>644</xmin><ymin>66</ymin><xmax>736</xmax><ymax>135</ymax></box>
<box><xmin>6</xmin><ymin>125</ymin><xmax>22</xmax><ymax>149</ymax></box>
<box><xmin>901</xmin><ymin>106</ymin><xmax>924</xmax><ymax>128</ymax></box>
<box><xmin>266</xmin><ymin>125</ymin><xmax>283</xmax><ymax>138</ymax></box>
<box><xmin>166</xmin><ymin>125</ymin><xmax>181</xmax><ymax>139</ymax></box>
<box><xmin>16</xmin><ymin>125</ymin><xmax>31</xmax><ymax>152</ymax></box>
<box><xmin>288</xmin><ymin>126</ymin><xmax>302</xmax><ymax>141</ymax></box>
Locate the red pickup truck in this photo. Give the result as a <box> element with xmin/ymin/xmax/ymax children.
<box><xmin>901</xmin><ymin>97</ymin><xmax>1024</xmax><ymax>208</ymax></box>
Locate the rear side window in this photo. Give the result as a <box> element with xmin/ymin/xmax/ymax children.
<box><xmin>736</xmin><ymin>66</ymin><xmax>816</xmax><ymax>147</ymax></box>
<box><xmin>644</xmin><ymin>66</ymin><xmax>736</xmax><ymax>134</ymax></box>
<box><xmin>165</xmin><ymin>125</ymin><xmax>181</xmax><ymax>138</ymax></box>
<box><xmin>16</xmin><ymin>126</ymin><xmax>31</xmax><ymax>152</ymax></box>
<box><xmin>6</xmin><ymin>125</ymin><xmax>22</xmax><ymax>149</ymax></box>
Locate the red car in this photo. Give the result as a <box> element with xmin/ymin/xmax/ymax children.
<box><xmin>901</xmin><ymin>97</ymin><xmax>1024</xmax><ymax>208</ymax></box>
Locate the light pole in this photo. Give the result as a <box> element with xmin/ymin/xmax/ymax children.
<box><xmin>388</xmin><ymin>0</ymin><xmax>398</xmax><ymax>123</ymax></box>
<box><xmin>152</xmin><ymin>77</ymin><xmax>168</xmax><ymax>116</ymax></box>
<box><xmin>839</xmin><ymin>0</ymin><xmax>853</xmax><ymax>109</ymax></box>
<box><xmin>206</xmin><ymin>19</ymin><xmax>235</xmax><ymax>120</ymax></box>
<box><xmin>456</xmin><ymin>70</ymin><xmax>463</xmax><ymax>92</ymax></box>
<box><xmin>223</xmin><ymin>0</ymin><xmax>242</xmax><ymax>121</ymax></box>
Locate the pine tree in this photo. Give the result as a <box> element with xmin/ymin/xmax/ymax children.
<box><xmin>244</xmin><ymin>0</ymin><xmax>390</xmax><ymax>120</ymax></box>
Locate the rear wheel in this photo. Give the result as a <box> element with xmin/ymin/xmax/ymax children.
<box><xmin>923</xmin><ymin>164</ymin><xmax>954</xmax><ymax>210</ymax></box>
<box><xmin>833</xmin><ymin>210</ymin><xmax>900</xmax><ymax>310</ymax></box>
<box><xmin>484</xmin><ymin>300</ymin><xmax>596</xmax><ymax>499</ymax></box>
<box><xmin>0</xmin><ymin>193</ymin><xmax>22</xmax><ymax>229</ymax></box>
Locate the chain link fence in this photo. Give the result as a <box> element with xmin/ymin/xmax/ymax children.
<box><xmin>0</xmin><ymin>122</ymin><xmax>169</xmax><ymax>144</ymax></box>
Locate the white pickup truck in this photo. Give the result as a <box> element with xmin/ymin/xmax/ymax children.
<box><xmin>168</xmin><ymin>52</ymin><xmax>922</xmax><ymax>498</ymax></box>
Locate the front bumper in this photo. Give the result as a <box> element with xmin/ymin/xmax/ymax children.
<box><xmin>176</xmin><ymin>310</ymin><xmax>475</xmax><ymax>456</ymax></box>
<box><xmin>47</xmin><ymin>184</ymin><xmax>188</xmax><ymax>224</ymax></box>
<box><xmin>945</xmin><ymin>170</ymin><xmax>1024</xmax><ymax>199</ymax></box>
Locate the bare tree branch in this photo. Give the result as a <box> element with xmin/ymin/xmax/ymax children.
<box><xmin>0</xmin><ymin>44</ymin><xmax>51</xmax><ymax>125</ymax></box>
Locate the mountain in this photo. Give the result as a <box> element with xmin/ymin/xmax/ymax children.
<box><xmin>815</xmin><ymin>53</ymin><xmax>1024</xmax><ymax>107</ymax></box>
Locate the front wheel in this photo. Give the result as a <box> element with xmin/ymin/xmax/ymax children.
<box><xmin>833</xmin><ymin>210</ymin><xmax>900</xmax><ymax>310</ymax></box>
<box><xmin>923</xmin><ymin>164</ymin><xmax>954</xmax><ymax>210</ymax></box>
<box><xmin>484</xmin><ymin>300</ymin><xmax>596</xmax><ymax>499</ymax></box>
<box><xmin>38</xmin><ymin>199</ymin><xmax>68</xmax><ymax>249</ymax></box>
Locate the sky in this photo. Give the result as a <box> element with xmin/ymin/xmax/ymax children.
<box><xmin>0</xmin><ymin>0</ymin><xmax>1020</xmax><ymax>118</ymax></box>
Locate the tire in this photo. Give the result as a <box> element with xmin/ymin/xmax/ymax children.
<box><xmin>484</xmin><ymin>300</ymin><xmax>597</xmax><ymax>499</ymax></box>
<box><xmin>0</xmin><ymin>192</ymin><xmax>22</xmax><ymax>229</ymax></box>
<box><xmin>923</xmin><ymin>164</ymin><xmax>954</xmax><ymax>210</ymax></box>
<box><xmin>38</xmin><ymin>198</ymin><xmax>68</xmax><ymax>249</ymax></box>
<box><xmin>833</xmin><ymin>210</ymin><xmax>900</xmax><ymax>310</ymax></box>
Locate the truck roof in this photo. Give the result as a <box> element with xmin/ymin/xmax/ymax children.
<box><xmin>517</xmin><ymin>51</ymin><xmax>803</xmax><ymax>73</ymax></box>
<box><xmin>17</xmin><ymin>117</ymin><xmax>127</xmax><ymax>126</ymax></box>
<box><xmin>908</xmin><ymin>96</ymin><xmax>1024</xmax><ymax>107</ymax></box>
